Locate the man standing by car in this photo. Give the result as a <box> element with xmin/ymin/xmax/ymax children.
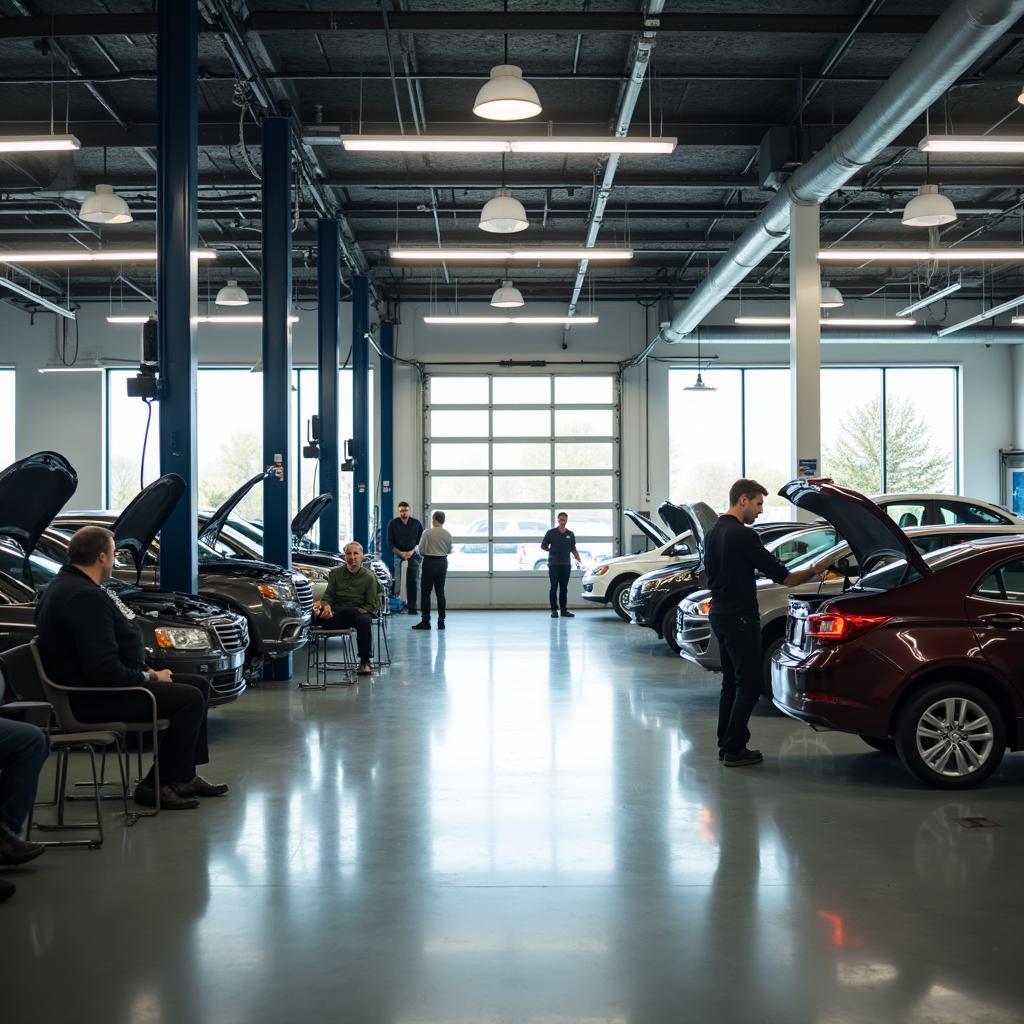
<box><xmin>541</xmin><ymin>512</ymin><xmax>582</xmax><ymax>618</ymax></box>
<box><xmin>413</xmin><ymin>511</ymin><xmax>453</xmax><ymax>631</ymax></box>
<box><xmin>387</xmin><ymin>501</ymin><xmax>424</xmax><ymax>616</ymax></box>
<box><xmin>706</xmin><ymin>480</ymin><xmax>830</xmax><ymax>767</ymax></box>
<box><xmin>314</xmin><ymin>541</ymin><xmax>381</xmax><ymax>675</ymax></box>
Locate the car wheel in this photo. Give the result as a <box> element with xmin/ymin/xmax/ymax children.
<box><xmin>859</xmin><ymin>735</ymin><xmax>897</xmax><ymax>754</ymax></box>
<box><xmin>533</xmin><ymin>560</ymin><xmax>546</xmax><ymax>571</ymax></box>
<box><xmin>661</xmin><ymin>602</ymin><xmax>682</xmax><ymax>653</ymax></box>
<box><xmin>894</xmin><ymin>683</ymin><xmax>1005</xmax><ymax>789</ymax></box>
<box><xmin>761</xmin><ymin>635</ymin><xmax>784</xmax><ymax>698</ymax></box>
<box><xmin>609</xmin><ymin>578</ymin><xmax>635</xmax><ymax>621</ymax></box>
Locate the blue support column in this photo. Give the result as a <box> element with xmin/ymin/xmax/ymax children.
<box><xmin>352</xmin><ymin>274</ymin><xmax>370</xmax><ymax>549</ymax></box>
<box><xmin>156</xmin><ymin>0</ymin><xmax>198</xmax><ymax>594</ymax></box>
<box><xmin>379</xmin><ymin>320</ymin><xmax>395</xmax><ymax>569</ymax></box>
<box><xmin>317</xmin><ymin>219</ymin><xmax>340</xmax><ymax>553</ymax></box>
<box><xmin>261</xmin><ymin>116</ymin><xmax>293</xmax><ymax>680</ymax></box>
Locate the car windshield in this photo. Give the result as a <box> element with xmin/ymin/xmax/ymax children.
<box><xmin>856</xmin><ymin>544</ymin><xmax>978</xmax><ymax>591</ymax></box>
<box><xmin>766</xmin><ymin>527</ymin><xmax>838</xmax><ymax>567</ymax></box>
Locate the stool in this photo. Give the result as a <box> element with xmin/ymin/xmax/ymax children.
<box><xmin>373</xmin><ymin>611</ymin><xmax>392</xmax><ymax>669</ymax></box>
<box><xmin>302</xmin><ymin>629</ymin><xmax>358</xmax><ymax>689</ymax></box>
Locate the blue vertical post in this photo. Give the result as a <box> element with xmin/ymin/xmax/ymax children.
<box><xmin>379</xmin><ymin>320</ymin><xmax>395</xmax><ymax>568</ymax></box>
<box><xmin>262</xmin><ymin>116</ymin><xmax>293</xmax><ymax>680</ymax></box>
<box><xmin>317</xmin><ymin>219</ymin><xmax>340</xmax><ymax>553</ymax></box>
<box><xmin>352</xmin><ymin>274</ymin><xmax>370</xmax><ymax>549</ymax></box>
<box><xmin>156</xmin><ymin>0</ymin><xmax>198</xmax><ymax>594</ymax></box>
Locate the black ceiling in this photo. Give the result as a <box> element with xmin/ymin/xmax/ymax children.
<box><xmin>2</xmin><ymin>0</ymin><xmax>1024</xmax><ymax>315</ymax></box>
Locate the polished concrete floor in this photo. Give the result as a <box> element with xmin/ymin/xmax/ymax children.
<box><xmin>5</xmin><ymin>609</ymin><xmax>1024</xmax><ymax>1023</ymax></box>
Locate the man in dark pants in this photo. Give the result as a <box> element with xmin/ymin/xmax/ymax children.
<box><xmin>35</xmin><ymin>526</ymin><xmax>228</xmax><ymax>809</ymax></box>
<box><xmin>704</xmin><ymin>480</ymin><xmax>829</xmax><ymax>767</ymax></box>
<box><xmin>387</xmin><ymin>500</ymin><xmax>424</xmax><ymax>615</ymax></box>
<box><xmin>0</xmin><ymin>714</ymin><xmax>48</xmax><ymax>901</ymax></box>
<box><xmin>541</xmin><ymin>511</ymin><xmax>582</xmax><ymax>618</ymax></box>
<box><xmin>313</xmin><ymin>541</ymin><xmax>381</xmax><ymax>675</ymax></box>
<box><xmin>412</xmin><ymin>511</ymin><xmax>452</xmax><ymax>631</ymax></box>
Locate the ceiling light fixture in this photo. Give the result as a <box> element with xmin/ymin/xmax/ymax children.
<box><xmin>215</xmin><ymin>280</ymin><xmax>250</xmax><ymax>306</ymax></box>
<box><xmin>473</xmin><ymin>65</ymin><xmax>542</xmax><ymax>121</ymax></box>
<box><xmin>901</xmin><ymin>183</ymin><xmax>957</xmax><ymax>227</ymax></box>
<box><xmin>338</xmin><ymin>134</ymin><xmax>677</xmax><ymax>155</ymax></box>
<box><xmin>79</xmin><ymin>184</ymin><xmax>133</xmax><ymax>224</ymax></box>
<box><xmin>936</xmin><ymin>293</ymin><xmax>1024</xmax><ymax>337</ymax></box>
<box><xmin>479</xmin><ymin>189</ymin><xmax>529</xmax><ymax>234</ymax></box>
<box><xmin>895</xmin><ymin>280</ymin><xmax>963</xmax><ymax>316</ymax></box>
<box><xmin>0</xmin><ymin>133</ymin><xmax>80</xmax><ymax>153</ymax></box>
<box><xmin>423</xmin><ymin>315</ymin><xmax>599</xmax><ymax>326</ymax></box>
<box><xmin>684</xmin><ymin>333</ymin><xmax>716</xmax><ymax>392</ymax></box>
<box><xmin>0</xmin><ymin>249</ymin><xmax>216</xmax><ymax>264</ymax></box>
<box><xmin>490</xmin><ymin>280</ymin><xmax>525</xmax><ymax>308</ymax></box>
<box><xmin>107</xmin><ymin>314</ymin><xmax>299</xmax><ymax>325</ymax></box>
<box><xmin>920</xmin><ymin>134</ymin><xmax>1024</xmax><ymax>153</ymax></box>
<box><xmin>819</xmin><ymin>280</ymin><xmax>844</xmax><ymax>308</ymax></box>
<box><xmin>818</xmin><ymin>248</ymin><xmax>1024</xmax><ymax>262</ymax></box>
<box><xmin>0</xmin><ymin>277</ymin><xmax>76</xmax><ymax>320</ymax></box>
<box><xmin>390</xmin><ymin>247</ymin><xmax>633</xmax><ymax>262</ymax></box>
<box><xmin>734</xmin><ymin>316</ymin><xmax>916</xmax><ymax>327</ymax></box>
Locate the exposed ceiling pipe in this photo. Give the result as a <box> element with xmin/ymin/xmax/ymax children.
<box><xmin>658</xmin><ymin>0</ymin><xmax>1024</xmax><ymax>346</ymax></box>
<box><xmin>564</xmin><ymin>1</ymin><xmax>664</xmax><ymax>332</ymax></box>
<box><xmin>678</xmin><ymin>326</ymin><xmax>1024</xmax><ymax>345</ymax></box>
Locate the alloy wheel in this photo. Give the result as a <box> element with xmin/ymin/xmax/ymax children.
<box><xmin>915</xmin><ymin>696</ymin><xmax>995</xmax><ymax>778</ymax></box>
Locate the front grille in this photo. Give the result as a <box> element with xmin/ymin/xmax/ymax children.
<box><xmin>210</xmin><ymin>615</ymin><xmax>249</xmax><ymax>653</ymax></box>
<box><xmin>293</xmin><ymin>576</ymin><xmax>314</xmax><ymax>615</ymax></box>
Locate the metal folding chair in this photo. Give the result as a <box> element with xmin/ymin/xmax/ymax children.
<box><xmin>301</xmin><ymin>628</ymin><xmax>358</xmax><ymax>689</ymax></box>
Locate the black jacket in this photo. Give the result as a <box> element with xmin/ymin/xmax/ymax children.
<box><xmin>388</xmin><ymin>516</ymin><xmax>424</xmax><ymax>555</ymax></box>
<box><xmin>35</xmin><ymin>565</ymin><xmax>148</xmax><ymax>687</ymax></box>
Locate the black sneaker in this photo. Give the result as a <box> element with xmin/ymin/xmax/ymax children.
<box><xmin>411</xmin><ymin>621</ymin><xmax>431</xmax><ymax>630</ymax></box>
<box><xmin>133</xmin><ymin>783</ymin><xmax>200</xmax><ymax>809</ymax></box>
<box><xmin>551</xmin><ymin>610</ymin><xmax>559</xmax><ymax>618</ymax></box>
<box><xmin>560</xmin><ymin>610</ymin><xmax>575</xmax><ymax>618</ymax></box>
<box><xmin>437</xmin><ymin>621</ymin><xmax>445</xmax><ymax>630</ymax></box>
<box><xmin>407</xmin><ymin>607</ymin><xmax>419</xmax><ymax>615</ymax></box>
<box><xmin>723</xmin><ymin>748</ymin><xmax>764</xmax><ymax>768</ymax></box>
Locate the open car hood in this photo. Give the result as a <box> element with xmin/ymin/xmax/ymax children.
<box><xmin>199</xmin><ymin>470</ymin><xmax>272</xmax><ymax>545</ymax></box>
<box><xmin>291</xmin><ymin>493</ymin><xmax>333</xmax><ymax>541</ymax></box>
<box><xmin>112</xmin><ymin>474</ymin><xmax>186</xmax><ymax>571</ymax></box>
<box><xmin>0</xmin><ymin>451</ymin><xmax>78</xmax><ymax>556</ymax></box>
<box><xmin>779</xmin><ymin>479</ymin><xmax>930</xmax><ymax>576</ymax></box>
<box><xmin>658</xmin><ymin>501</ymin><xmax>717</xmax><ymax>550</ymax></box>
<box><xmin>624</xmin><ymin>509</ymin><xmax>670</xmax><ymax>548</ymax></box>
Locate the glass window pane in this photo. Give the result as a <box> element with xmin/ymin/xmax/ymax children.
<box><xmin>493</xmin><ymin>476</ymin><xmax>551</xmax><ymax>504</ymax></box>
<box><xmin>669</xmin><ymin>369</ymin><xmax>742</xmax><ymax>509</ymax></box>
<box><xmin>0</xmin><ymin>369</ymin><xmax>14</xmax><ymax>469</ymax></box>
<box><xmin>554</xmin><ymin>409</ymin><xmax>613</xmax><ymax>437</ymax></box>
<box><xmin>491</xmin><ymin>510</ymin><xmax>552</xmax><ymax>536</ymax></box>
<box><xmin>555</xmin><ymin>475</ymin><xmax>613</xmax><ymax>503</ymax></box>
<box><xmin>429</xmin><ymin>476</ymin><xmax>489</xmax><ymax>504</ymax></box>
<box><xmin>430</xmin><ymin>443</ymin><xmax>489</xmax><ymax>471</ymax></box>
<box><xmin>493</xmin><ymin>377</ymin><xmax>551</xmax><ymax>404</ymax></box>
<box><xmin>493</xmin><ymin>409</ymin><xmax>550</xmax><ymax>437</ymax></box>
<box><xmin>884</xmin><ymin>368</ymin><xmax>957</xmax><ymax>493</ymax></box>
<box><xmin>555</xmin><ymin>376</ymin><xmax>613</xmax><ymax>404</ymax></box>
<box><xmin>555</xmin><ymin>442</ymin><xmax>613</xmax><ymax>471</ymax></box>
<box><xmin>743</xmin><ymin>369</ymin><xmax>792</xmax><ymax>519</ymax></box>
<box><xmin>448</xmin><ymin>544</ymin><xmax>489</xmax><ymax>572</ymax></box>
<box><xmin>493</xmin><ymin>443</ymin><xmax>550</xmax><ymax>470</ymax></box>
<box><xmin>106</xmin><ymin>369</ymin><xmax>160</xmax><ymax>509</ymax></box>
<box><xmin>430</xmin><ymin>376</ymin><xmax>488</xmax><ymax>404</ymax></box>
<box><xmin>444</xmin><ymin>509</ymin><xmax>490</xmax><ymax>536</ymax></box>
<box><xmin>430</xmin><ymin>410</ymin><xmax>489</xmax><ymax>438</ymax></box>
<box><xmin>820</xmin><ymin>368</ymin><xmax>884</xmax><ymax>495</ymax></box>
<box><xmin>557</xmin><ymin>509</ymin><xmax>614</xmax><ymax>536</ymax></box>
<box><xmin>491</xmin><ymin>542</ymin><xmax>526</xmax><ymax>571</ymax></box>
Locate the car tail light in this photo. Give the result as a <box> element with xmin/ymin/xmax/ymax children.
<box><xmin>806</xmin><ymin>611</ymin><xmax>891</xmax><ymax>643</ymax></box>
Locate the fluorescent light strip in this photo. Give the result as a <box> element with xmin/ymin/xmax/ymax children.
<box><xmin>920</xmin><ymin>134</ymin><xmax>1024</xmax><ymax>153</ymax></box>
<box><xmin>0</xmin><ymin>277</ymin><xmax>76</xmax><ymax>320</ymax></box>
<box><xmin>0</xmin><ymin>249</ymin><xmax>217</xmax><ymax>264</ymax></box>
<box><xmin>340</xmin><ymin>134</ymin><xmax>676</xmax><ymax>155</ymax></box>
<box><xmin>107</xmin><ymin>315</ymin><xmax>299</xmax><ymax>325</ymax></box>
<box><xmin>819</xmin><ymin>248</ymin><xmax>1024</xmax><ymax>263</ymax></box>
<box><xmin>936</xmin><ymin>293</ymin><xmax>1024</xmax><ymax>337</ymax></box>
<box><xmin>895</xmin><ymin>281</ymin><xmax>963</xmax><ymax>316</ymax></box>
<box><xmin>734</xmin><ymin>316</ymin><xmax>916</xmax><ymax>327</ymax></box>
<box><xmin>423</xmin><ymin>316</ymin><xmax>600</xmax><ymax>326</ymax></box>
<box><xmin>392</xmin><ymin>247</ymin><xmax>632</xmax><ymax>262</ymax></box>
<box><xmin>37</xmin><ymin>364</ymin><xmax>103</xmax><ymax>373</ymax></box>
<box><xmin>0</xmin><ymin>133</ymin><xmax>80</xmax><ymax>153</ymax></box>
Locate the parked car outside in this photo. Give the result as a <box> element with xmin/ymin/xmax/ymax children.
<box><xmin>872</xmin><ymin>492</ymin><xmax>1022</xmax><ymax>528</ymax></box>
<box><xmin>772</xmin><ymin>478</ymin><xmax>1024</xmax><ymax>788</ymax></box>
<box><xmin>450</xmin><ymin>516</ymin><xmax>599</xmax><ymax>572</ymax></box>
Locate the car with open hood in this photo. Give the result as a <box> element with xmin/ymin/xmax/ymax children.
<box><xmin>771</xmin><ymin>480</ymin><xmax>1024</xmax><ymax>788</ymax></box>
<box><xmin>46</xmin><ymin>473</ymin><xmax>313</xmax><ymax>676</ymax></box>
<box><xmin>0</xmin><ymin>452</ymin><xmax>249</xmax><ymax>706</ymax></box>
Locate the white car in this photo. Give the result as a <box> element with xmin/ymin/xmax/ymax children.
<box><xmin>871</xmin><ymin>493</ymin><xmax>1022</xmax><ymax>528</ymax></box>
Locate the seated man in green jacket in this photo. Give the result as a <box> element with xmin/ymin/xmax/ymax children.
<box><xmin>313</xmin><ymin>541</ymin><xmax>381</xmax><ymax>675</ymax></box>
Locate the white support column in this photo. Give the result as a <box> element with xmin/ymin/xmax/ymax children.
<box><xmin>790</xmin><ymin>201</ymin><xmax>821</xmax><ymax>521</ymax></box>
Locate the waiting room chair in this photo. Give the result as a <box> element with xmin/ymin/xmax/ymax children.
<box><xmin>302</xmin><ymin>628</ymin><xmax>358</xmax><ymax>689</ymax></box>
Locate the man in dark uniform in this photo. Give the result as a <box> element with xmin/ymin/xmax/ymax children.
<box><xmin>541</xmin><ymin>511</ymin><xmax>582</xmax><ymax>619</ymax></box>
<box><xmin>35</xmin><ymin>526</ymin><xmax>228</xmax><ymax>810</ymax></box>
<box><xmin>705</xmin><ymin>480</ymin><xmax>829</xmax><ymax>767</ymax></box>
<box><xmin>387</xmin><ymin>501</ymin><xmax>424</xmax><ymax>615</ymax></box>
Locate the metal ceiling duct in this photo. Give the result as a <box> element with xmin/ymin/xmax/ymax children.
<box><xmin>684</xmin><ymin>326</ymin><xmax>1024</xmax><ymax>345</ymax></box>
<box><xmin>658</xmin><ymin>0</ymin><xmax>1024</xmax><ymax>345</ymax></box>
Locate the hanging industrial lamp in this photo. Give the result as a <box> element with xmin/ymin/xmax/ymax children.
<box><xmin>479</xmin><ymin>189</ymin><xmax>529</xmax><ymax>233</ymax></box>
<box><xmin>215</xmin><ymin>280</ymin><xmax>250</xmax><ymax>306</ymax></box>
<box><xmin>684</xmin><ymin>333</ymin><xmax>716</xmax><ymax>392</ymax></box>
<box><xmin>490</xmin><ymin>279</ymin><xmax>525</xmax><ymax>308</ymax></box>
<box><xmin>473</xmin><ymin>65</ymin><xmax>542</xmax><ymax>121</ymax></box>
<box><xmin>901</xmin><ymin>183</ymin><xmax>957</xmax><ymax>227</ymax></box>
<box><xmin>79</xmin><ymin>184</ymin><xmax>132</xmax><ymax>224</ymax></box>
<box><xmin>819</xmin><ymin>280</ymin><xmax>845</xmax><ymax>308</ymax></box>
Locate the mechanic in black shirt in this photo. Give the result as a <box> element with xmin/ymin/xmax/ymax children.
<box><xmin>541</xmin><ymin>512</ymin><xmax>582</xmax><ymax>618</ymax></box>
<box><xmin>387</xmin><ymin>501</ymin><xmax>424</xmax><ymax>615</ymax></box>
<box><xmin>705</xmin><ymin>479</ymin><xmax>830</xmax><ymax>767</ymax></box>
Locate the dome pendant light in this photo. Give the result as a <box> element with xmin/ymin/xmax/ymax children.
<box><xmin>215</xmin><ymin>280</ymin><xmax>250</xmax><ymax>306</ymax></box>
<box><xmin>490</xmin><ymin>279</ymin><xmax>524</xmax><ymax>308</ymax></box>
<box><xmin>79</xmin><ymin>183</ymin><xmax>133</xmax><ymax>224</ymax></box>
<box><xmin>684</xmin><ymin>333</ymin><xmax>717</xmax><ymax>392</ymax></box>
<box><xmin>820</xmin><ymin>280</ymin><xmax>844</xmax><ymax>308</ymax></box>
<box><xmin>473</xmin><ymin>65</ymin><xmax>542</xmax><ymax>121</ymax></box>
<box><xmin>902</xmin><ymin>183</ymin><xmax>957</xmax><ymax>227</ymax></box>
<box><xmin>479</xmin><ymin>189</ymin><xmax>529</xmax><ymax>233</ymax></box>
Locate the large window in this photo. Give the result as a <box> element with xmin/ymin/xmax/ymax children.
<box><xmin>0</xmin><ymin>369</ymin><xmax>14</xmax><ymax>469</ymax></box>
<box><xmin>426</xmin><ymin>374</ymin><xmax>618</xmax><ymax>572</ymax></box>
<box><xmin>669</xmin><ymin>365</ymin><xmax>959</xmax><ymax>515</ymax></box>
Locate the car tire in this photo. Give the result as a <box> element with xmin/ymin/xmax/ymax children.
<box><xmin>859</xmin><ymin>735</ymin><xmax>897</xmax><ymax>754</ymax></box>
<box><xmin>609</xmin><ymin>578</ymin><xmax>636</xmax><ymax>621</ymax></box>
<box><xmin>894</xmin><ymin>682</ymin><xmax>1006</xmax><ymax>789</ymax></box>
<box><xmin>661</xmin><ymin>602</ymin><xmax>682</xmax><ymax>654</ymax></box>
<box><xmin>761</xmin><ymin>635</ymin><xmax>785</xmax><ymax>698</ymax></box>
<box><xmin>533</xmin><ymin>560</ymin><xmax>546</xmax><ymax>571</ymax></box>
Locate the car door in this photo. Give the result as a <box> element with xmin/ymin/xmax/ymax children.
<box><xmin>965</xmin><ymin>556</ymin><xmax>1024</xmax><ymax>683</ymax></box>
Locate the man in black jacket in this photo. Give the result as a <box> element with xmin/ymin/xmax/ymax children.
<box><xmin>541</xmin><ymin>512</ymin><xmax>582</xmax><ymax>618</ymax></box>
<box><xmin>35</xmin><ymin>527</ymin><xmax>228</xmax><ymax>810</ymax></box>
<box><xmin>387</xmin><ymin>501</ymin><xmax>424</xmax><ymax>615</ymax></box>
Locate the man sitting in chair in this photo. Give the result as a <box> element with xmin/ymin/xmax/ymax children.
<box><xmin>313</xmin><ymin>541</ymin><xmax>381</xmax><ymax>677</ymax></box>
<box><xmin>0</xmin><ymin>705</ymin><xmax>48</xmax><ymax>901</ymax></box>
<box><xmin>34</xmin><ymin>526</ymin><xmax>228</xmax><ymax>811</ymax></box>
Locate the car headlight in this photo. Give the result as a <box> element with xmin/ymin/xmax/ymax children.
<box><xmin>297</xmin><ymin>566</ymin><xmax>329</xmax><ymax>582</ymax></box>
<box><xmin>588</xmin><ymin>564</ymin><xmax>609</xmax><ymax>578</ymax></box>
<box><xmin>692</xmin><ymin>597</ymin><xmax>713</xmax><ymax>617</ymax></box>
<box><xmin>154</xmin><ymin>627</ymin><xmax>212</xmax><ymax>650</ymax></box>
<box><xmin>257</xmin><ymin>582</ymin><xmax>294</xmax><ymax>601</ymax></box>
<box><xmin>641</xmin><ymin>578</ymin><xmax>664</xmax><ymax>593</ymax></box>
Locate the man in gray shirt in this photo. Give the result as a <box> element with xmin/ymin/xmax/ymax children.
<box><xmin>412</xmin><ymin>511</ymin><xmax>453</xmax><ymax>631</ymax></box>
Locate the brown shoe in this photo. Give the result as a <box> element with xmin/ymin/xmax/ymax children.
<box><xmin>175</xmin><ymin>775</ymin><xmax>229</xmax><ymax>798</ymax></box>
<box><xmin>134</xmin><ymin>783</ymin><xmax>199</xmax><ymax>810</ymax></box>
<box><xmin>0</xmin><ymin>827</ymin><xmax>45</xmax><ymax>866</ymax></box>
